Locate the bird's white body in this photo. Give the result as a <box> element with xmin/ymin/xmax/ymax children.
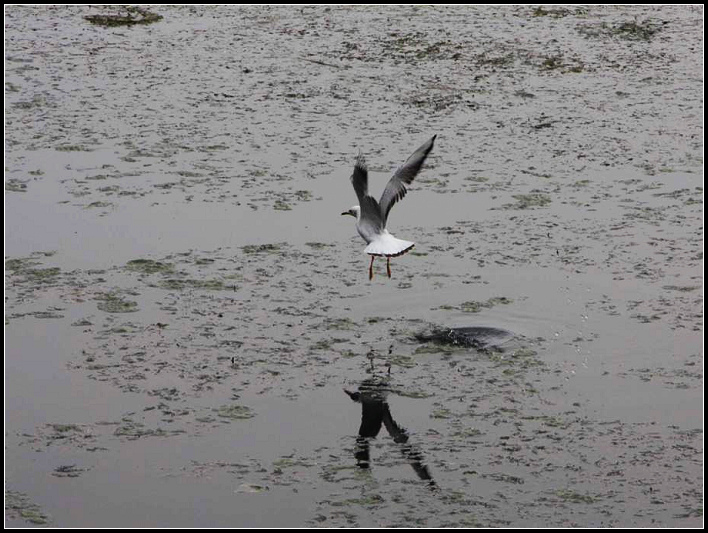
<box><xmin>345</xmin><ymin>206</ymin><xmax>415</xmax><ymax>257</ymax></box>
<box><xmin>363</xmin><ymin>229</ymin><xmax>415</xmax><ymax>258</ymax></box>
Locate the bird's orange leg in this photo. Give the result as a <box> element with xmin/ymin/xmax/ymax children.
<box><xmin>387</xmin><ymin>257</ymin><xmax>391</xmax><ymax>278</ymax></box>
<box><xmin>369</xmin><ymin>255</ymin><xmax>375</xmax><ymax>281</ymax></box>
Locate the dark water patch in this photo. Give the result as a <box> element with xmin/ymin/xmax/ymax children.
<box><xmin>415</xmin><ymin>326</ymin><xmax>514</xmax><ymax>350</ymax></box>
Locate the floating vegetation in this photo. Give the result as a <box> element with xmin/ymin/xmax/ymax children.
<box><xmin>542</xmin><ymin>55</ymin><xmax>564</xmax><ymax>70</ymax></box>
<box><xmin>407</xmin><ymin>92</ymin><xmax>466</xmax><ymax>112</ymax></box>
<box><xmin>474</xmin><ymin>50</ymin><xmax>516</xmax><ymax>68</ymax></box>
<box><xmin>553</xmin><ymin>489</ymin><xmax>598</xmax><ymax>504</ymax></box>
<box><xmin>5</xmin><ymin>256</ymin><xmax>61</xmax><ymax>286</ymax></box>
<box><xmin>531</xmin><ymin>6</ymin><xmax>574</xmax><ymax>18</ymax></box>
<box><xmin>378</xmin><ymin>31</ymin><xmax>464</xmax><ymax>62</ymax></box>
<box><xmin>6</xmin><ymin>257</ymin><xmax>41</xmax><ymax>272</ymax></box>
<box><xmin>431</xmin><ymin>406</ymin><xmax>454</xmax><ymax>419</ymax></box>
<box><xmin>216</xmin><ymin>404</ymin><xmax>255</xmax><ymax>420</ymax></box>
<box><xmin>5</xmin><ymin>490</ymin><xmax>50</xmax><ymax>525</ymax></box>
<box><xmin>48</xmin><ymin>423</ymin><xmax>83</xmax><ymax>435</ymax></box>
<box><xmin>274</xmin><ymin>199</ymin><xmax>292</xmax><ymax>211</ymax></box>
<box><xmin>500</xmin><ymin>193</ymin><xmax>552</xmax><ymax>210</ymax></box>
<box><xmin>52</xmin><ymin>465</ymin><xmax>85</xmax><ymax>478</ymax></box>
<box><xmin>241</xmin><ymin>243</ymin><xmax>285</xmax><ymax>254</ymax></box>
<box><xmin>323</xmin><ymin>317</ymin><xmax>356</xmax><ymax>330</ymax></box>
<box><xmin>662</xmin><ymin>285</ymin><xmax>700</xmax><ymax>292</ymax></box>
<box><xmin>577</xmin><ymin>20</ymin><xmax>664</xmax><ymax>41</ymax></box>
<box><xmin>5</xmin><ymin>178</ymin><xmax>28</xmax><ymax>192</ymax></box>
<box><xmin>157</xmin><ymin>278</ymin><xmax>227</xmax><ymax>291</ymax></box>
<box><xmin>459</xmin><ymin>297</ymin><xmax>513</xmax><ymax>313</ymax></box>
<box><xmin>10</xmin><ymin>309</ymin><xmax>65</xmax><ymax>319</ymax></box>
<box><xmin>55</xmin><ymin>144</ymin><xmax>92</xmax><ymax>152</ymax></box>
<box><xmin>539</xmin><ymin>53</ymin><xmax>584</xmax><ymax>73</ymax></box>
<box><xmin>95</xmin><ymin>293</ymin><xmax>139</xmax><ymax>313</ymax></box>
<box><xmin>113</xmin><ymin>420</ymin><xmax>184</xmax><ymax>439</ymax></box>
<box><xmin>305</xmin><ymin>242</ymin><xmax>335</xmax><ymax>250</ymax></box>
<box><xmin>236</xmin><ymin>483</ymin><xmax>268</xmax><ymax>493</ymax></box>
<box><xmin>84</xmin><ymin>6</ymin><xmax>163</xmax><ymax>27</ymax></box>
<box><xmin>294</xmin><ymin>190</ymin><xmax>313</xmax><ymax>201</ymax></box>
<box><xmin>125</xmin><ymin>259</ymin><xmax>174</xmax><ymax>275</ymax></box>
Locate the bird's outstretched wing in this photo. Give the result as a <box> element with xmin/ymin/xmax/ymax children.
<box><xmin>379</xmin><ymin>135</ymin><xmax>436</xmax><ymax>224</ymax></box>
<box><xmin>350</xmin><ymin>153</ymin><xmax>369</xmax><ymax>204</ymax></box>
<box><xmin>350</xmin><ymin>153</ymin><xmax>384</xmax><ymax>235</ymax></box>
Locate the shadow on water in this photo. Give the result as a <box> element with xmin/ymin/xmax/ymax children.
<box><xmin>343</xmin><ymin>326</ymin><xmax>515</xmax><ymax>490</ymax></box>
<box><xmin>344</xmin><ymin>363</ymin><xmax>437</xmax><ymax>490</ymax></box>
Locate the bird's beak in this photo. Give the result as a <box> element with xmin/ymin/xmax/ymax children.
<box><xmin>341</xmin><ymin>211</ymin><xmax>349</xmax><ymax>216</ymax></box>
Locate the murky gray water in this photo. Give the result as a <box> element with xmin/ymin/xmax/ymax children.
<box><xmin>5</xmin><ymin>5</ymin><xmax>703</xmax><ymax>527</ymax></box>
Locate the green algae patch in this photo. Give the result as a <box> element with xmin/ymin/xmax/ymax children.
<box><xmin>55</xmin><ymin>144</ymin><xmax>93</xmax><ymax>152</ymax></box>
<box><xmin>578</xmin><ymin>20</ymin><xmax>664</xmax><ymax>42</ymax></box>
<box><xmin>84</xmin><ymin>7</ymin><xmax>163</xmax><ymax>27</ymax></box>
<box><xmin>553</xmin><ymin>489</ymin><xmax>598</xmax><ymax>504</ymax></box>
<box><xmin>95</xmin><ymin>293</ymin><xmax>139</xmax><ymax>313</ymax></box>
<box><xmin>113</xmin><ymin>419</ymin><xmax>184</xmax><ymax>439</ymax></box>
<box><xmin>460</xmin><ymin>296</ymin><xmax>513</xmax><ymax>313</ymax></box>
<box><xmin>274</xmin><ymin>199</ymin><xmax>292</xmax><ymax>211</ymax></box>
<box><xmin>216</xmin><ymin>404</ymin><xmax>256</xmax><ymax>420</ymax></box>
<box><xmin>125</xmin><ymin>259</ymin><xmax>174</xmax><ymax>275</ymax></box>
<box><xmin>531</xmin><ymin>6</ymin><xmax>575</xmax><ymax>18</ymax></box>
<box><xmin>5</xmin><ymin>490</ymin><xmax>50</xmax><ymax>525</ymax></box>
<box><xmin>501</xmin><ymin>193</ymin><xmax>552</xmax><ymax>210</ymax></box>
<box><xmin>5</xmin><ymin>178</ymin><xmax>28</xmax><ymax>192</ymax></box>
<box><xmin>241</xmin><ymin>243</ymin><xmax>285</xmax><ymax>254</ymax></box>
<box><xmin>5</xmin><ymin>257</ymin><xmax>61</xmax><ymax>285</ymax></box>
<box><xmin>52</xmin><ymin>465</ymin><xmax>86</xmax><ymax>478</ymax></box>
<box><xmin>157</xmin><ymin>278</ymin><xmax>227</xmax><ymax>291</ymax></box>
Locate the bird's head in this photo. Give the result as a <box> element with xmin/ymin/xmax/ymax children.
<box><xmin>341</xmin><ymin>205</ymin><xmax>360</xmax><ymax>219</ymax></box>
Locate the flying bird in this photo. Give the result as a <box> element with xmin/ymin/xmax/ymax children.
<box><xmin>342</xmin><ymin>135</ymin><xmax>436</xmax><ymax>280</ymax></box>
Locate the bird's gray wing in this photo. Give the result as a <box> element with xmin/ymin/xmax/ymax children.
<box><xmin>351</xmin><ymin>153</ymin><xmax>384</xmax><ymax>235</ymax></box>
<box><xmin>379</xmin><ymin>135</ymin><xmax>436</xmax><ymax>224</ymax></box>
<box><xmin>350</xmin><ymin>153</ymin><xmax>369</xmax><ymax>204</ymax></box>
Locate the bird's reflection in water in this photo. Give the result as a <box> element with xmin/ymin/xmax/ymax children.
<box><xmin>344</xmin><ymin>370</ymin><xmax>436</xmax><ymax>489</ymax></box>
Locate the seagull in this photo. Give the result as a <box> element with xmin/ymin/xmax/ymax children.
<box><xmin>342</xmin><ymin>135</ymin><xmax>436</xmax><ymax>280</ymax></box>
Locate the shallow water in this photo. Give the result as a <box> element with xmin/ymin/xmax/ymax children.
<box><xmin>5</xmin><ymin>5</ymin><xmax>703</xmax><ymax>527</ymax></box>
